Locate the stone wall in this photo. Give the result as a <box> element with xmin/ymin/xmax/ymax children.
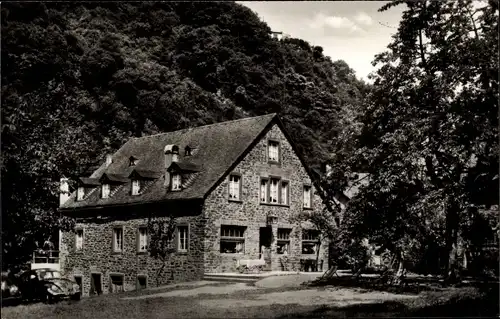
<box><xmin>203</xmin><ymin>124</ymin><xmax>328</xmax><ymax>273</ymax></box>
<box><xmin>60</xmin><ymin>211</ymin><xmax>205</xmax><ymax>297</ymax></box>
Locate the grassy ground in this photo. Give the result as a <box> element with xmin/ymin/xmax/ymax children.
<box><xmin>1</xmin><ymin>279</ymin><xmax>498</xmax><ymax>319</ymax></box>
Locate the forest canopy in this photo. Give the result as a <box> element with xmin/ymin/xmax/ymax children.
<box><xmin>1</xmin><ymin>2</ymin><xmax>368</xmax><ymax>269</ymax></box>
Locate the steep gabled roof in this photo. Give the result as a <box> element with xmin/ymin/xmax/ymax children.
<box><xmin>129</xmin><ymin>169</ymin><xmax>163</xmax><ymax>180</ymax></box>
<box><xmin>78</xmin><ymin>177</ymin><xmax>100</xmax><ymax>186</ymax></box>
<box><xmin>61</xmin><ymin>114</ymin><xmax>278</xmax><ymax>211</ymax></box>
<box><xmin>100</xmin><ymin>173</ymin><xmax>129</xmax><ymax>184</ymax></box>
<box><xmin>168</xmin><ymin>162</ymin><xmax>201</xmax><ymax>173</ymax></box>
<box><xmin>60</xmin><ymin>113</ymin><xmax>330</xmax><ymax>212</ymax></box>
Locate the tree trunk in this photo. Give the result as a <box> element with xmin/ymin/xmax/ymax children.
<box><xmin>445</xmin><ymin>201</ymin><xmax>461</xmax><ymax>283</ymax></box>
<box><xmin>156</xmin><ymin>260</ymin><xmax>166</xmax><ymax>287</ymax></box>
<box><xmin>391</xmin><ymin>251</ymin><xmax>405</xmax><ymax>286</ymax></box>
<box><xmin>315</xmin><ymin>239</ymin><xmax>322</xmax><ymax>271</ymax></box>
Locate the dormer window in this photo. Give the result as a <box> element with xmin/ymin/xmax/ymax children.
<box><xmin>131</xmin><ymin>180</ymin><xmax>140</xmax><ymax>195</ymax></box>
<box><xmin>268</xmin><ymin>140</ymin><xmax>280</xmax><ymax>163</ymax></box>
<box><xmin>129</xmin><ymin>156</ymin><xmax>138</xmax><ymax>167</ymax></box>
<box><xmin>171</xmin><ymin>174</ymin><xmax>181</xmax><ymax>191</ymax></box>
<box><xmin>76</xmin><ymin>177</ymin><xmax>100</xmax><ymax>201</ymax></box>
<box><xmin>77</xmin><ymin>187</ymin><xmax>85</xmax><ymax>201</ymax></box>
<box><xmin>102</xmin><ymin>183</ymin><xmax>110</xmax><ymax>198</ymax></box>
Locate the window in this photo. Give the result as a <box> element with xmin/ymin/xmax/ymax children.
<box><xmin>102</xmin><ymin>184</ymin><xmax>110</xmax><ymax>199</ymax></box>
<box><xmin>138</xmin><ymin>227</ymin><xmax>147</xmax><ymax>252</ymax></box>
<box><xmin>113</xmin><ymin>227</ymin><xmax>123</xmax><ymax>252</ymax></box>
<box><xmin>137</xmin><ymin>275</ymin><xmax>147</xmax><ymax>290</ymax></box>
<box><xmin>74</xmin><ymin>276</ymin><xmax>83</xmax><ymax>294</ymax></box>
<box><xmin>268</xmin><ymin>140</ymin><xmax>280</xmax><ymax>162</ymax></box>
<box><xmin>131</xmin><ymin>180</ymin><xmax>140</xmax><ymax>195</ymax></box>
<box><xmin>281</xmin><ymin>181</ymin><xmax>289</xmax><ymax>205</ymax></box>
<box><xmin>277</xmin><ymin>229</ymin><xmax>291</xmax><ymax>255</ymax></box>
<box><xmin>261</xmin><ymin>177</ymin><xmax>289</xmax><ymax>205</ymax></box>
<box><xmin>220</xmin><ymin>225</ymin><xmax>245</xmax><ymax>254</ymax></box>
<box><xmin>269</xmin><ymin>178</ymin><xmax>280</xmax><ymax>203</ymax></box>
<box><xmin>77</xmin><ymin>187</ymin><xmax>85</xmax><ymax>201</ymax></box>
<box><xmin>177</xmin><ymin>226</ymin><xmax>189</xmax><ymax>252</ymax></box>
<box><xmin>303</xmin><ymin>185</ymin><xmax>312</xmax><ymax>208</ymax></box>
<box><xmin>228</xmin><ymin>174</ymin><xmax>241</xmax><ymax>201</ymax></box>
<box><xmin>302</xmin><ymin>230</ymin><xmax>319</xmax><ymax>254</ymax></box>
<box><xmin>260</xmin><ymin>179</ymin><xmax>268</xmax><ymax>203</ymax></box>
<box><xmin>90</xmin><ymin>273</ymin><xmax>102</xmax><ymax>296</ymax></box>
<box><xmin>109</xmin><ymin>274</ymin><xmax>124</xmax><ymax>293</ymax></box>
<box><xmin>75</xmin><ymin>229</ymin><xmax>84</xmax><ymax>251</ymax></box>
<box><xmin>171</xmin><ymin>174</ymin><xmax>181</xmax><ymax>191</ymax></box>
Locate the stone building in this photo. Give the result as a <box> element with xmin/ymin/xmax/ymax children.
<box><xmin>59</xmin><ymin>113</ymin><xmax>329</xmax><ymax>296</ymax></box>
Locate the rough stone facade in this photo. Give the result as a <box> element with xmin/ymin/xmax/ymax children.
<box><xmin>60</xmin><ymin>212</ymin><xmax>205</xmax><ymax>297</ymax></box>
<box><xmin>60</xmin><ymin>122</ymin><xmax>328</xmax><ymax>295</ymax></box>
<box><xmin>203</xmin><ymin>124</ymin><xmax>328</xmax><ymax>273</ymax></box>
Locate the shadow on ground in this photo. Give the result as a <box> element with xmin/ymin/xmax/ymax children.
<box><xmin>276</xmin><ymin>285</ymin><xmax>500</xmax><ymax>318</ymax></box>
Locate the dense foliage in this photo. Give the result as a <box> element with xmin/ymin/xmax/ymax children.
<box><xmin>1</xmin><ymin>2</ymin><xmax>368</xmax><ymax>269</ymax></box>
<box><xmin>327</xmin><ymin>0</ymin><xmax>498</xmax><ymax>277</ymax></box>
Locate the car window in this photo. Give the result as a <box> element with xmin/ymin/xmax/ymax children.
<box><xmin>37</xmin><ymin>270</ymin><xmax>61</xmax><ymax>279</ymax></box>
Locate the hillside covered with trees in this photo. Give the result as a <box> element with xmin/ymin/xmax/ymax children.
<box><xmin>1</xmin><ymin>2</ymin><xmax>369</xmax><ymax>268</ymax></box>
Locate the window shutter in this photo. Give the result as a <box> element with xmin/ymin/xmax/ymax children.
<box><xmin>278</xmin><ymin>180</ymin><xmax>282</xmax><ymax>204</ymax></box>
<box><xmin>174</xmin><ymin>226</ymin><xmax>179</xmax><ymax>252</ymax></box>
<box><xmin>136</xmin><ymin>228</ymin><xmax>139</xmax><ymax>252</ymax></box>
<box><xmin>239</xmin><ymin>177</ymin><xmax>242</xmax><ymax>200</ymax></box>
<box><xmin>187</xmin><ymin>224</ymin><xmax>190</xmax><ymax>251</ymax></box>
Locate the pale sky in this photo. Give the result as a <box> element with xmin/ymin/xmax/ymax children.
<box><xmin>238</xmin><ymin>1</ymin><xmax>405</xmax><ymax>82</ymax></box>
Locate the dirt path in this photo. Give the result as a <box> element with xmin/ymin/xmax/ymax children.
<box><xmin>123</xmin><ymin>282</ymin><xmax>257</xmax><ymax>300</ymax></box>
<box><xmin>123</xmin><ymin>274</ymin><xmax>418</xmax><ymax>311</ymax></box>
<box><xmin>198</xmin><ymin>287</ymin><xmax>419</xmax><ymax>309</ymax></box>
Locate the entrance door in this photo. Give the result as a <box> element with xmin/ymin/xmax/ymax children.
<box><xmin>90</xmin><ymin>273</ymin><xmax>102</xmax><ymax>295</ymax></box>
<box><xmin>259</xmin><ymin>227</ymin><xmax>272</xmax><ymax>270</ymax></box>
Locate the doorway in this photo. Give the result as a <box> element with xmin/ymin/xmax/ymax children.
<box><xmin>259</xmin><ymin>227</ymin><xmax>272</xmax><ymax>270</ymax></box>
<box><xmin>90</xmin><ymin>273</ymin><xmax>102</xmax><ymax>295</ymax></box>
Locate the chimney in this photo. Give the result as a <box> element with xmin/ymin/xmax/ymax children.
<box><xmin>164</xmin><ymin>145</ymin><xmax>179</xmax><ymax>187</ymax></box>
<box><xmin>106</xmin><ymin>154</ymin><xmax>113</xmax><ymax>167</ymax></box>
<box><xmin>59</xmin><ymin>177</ymin><xmax>70</xmax><ymax>207</ymax></box>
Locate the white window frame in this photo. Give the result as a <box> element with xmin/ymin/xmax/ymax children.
<box><xmin>102</xmin><ymin>183</ymin><xmax>110</xmax><ymax>199</ymax></box>
<box><xmin>228</xmin><ymin>174</ymin><xmax>241</xmax><ymax>201</ymax></box>
<box><xmin>77</xmin><ymin>187</ymin><xmax>85</xmax><ymax>201</ymax></box>
<box><xmin>177</xmin><ymin>226</ymin><xmax>189</xmax><ymax>252</ymax></box>
<box><xmin>131</xmin><ymin>180</ymin><xmax>140</xmax><ymax>196</ymax></box>
<box><xmin>113</xmin><ymin>227</ymin><xmax>123</xmax><ymax>253</ymax></box>
<box><xmin>269</xmin><ymin>178</ymin><xmax>280</xmax><ymax>203</ymax></box>
<box><xmin>301</xmin><ymin>229</ymin><xmax>319</xmax><ymax>255</ymax></box>
<box><xmin>220</xmin><ymin>225</ymin><xmax>245</xmax><ymax>254</ymax></box>
<box><xmin>171</xmin><ymin>174</ymin><xmax>181</xmax><ymax>191</ymax></box>
<box><xmin>260</xmin><ymin>178</ymin><xmax>268</xmax><ymax>203</ymax></box>
<box><xmin>75</xmin><ymin>229</ymin><xmax>84</xmax><ymax>251</ymax></box>
<box><xmin>109</xmin><ymin>273</ymin><xmax>124</xmax><ymax>293</ymax></box>
<box><xmin>303</xmin><ymin>185</ymin><xmax>312</xmax><ymax>208</ymax></box>
<box><xmin>280</xmin><ymin>181</ymin><xmax>289</xmax><ymax>205</ymax></box>
<box><xmin>268</xmin><ymin>140</ymin><xmax>280</xmax><ymax>162</ymax></box>
<box><xmin>138</xmin><ymin>227</ymin><xmax>147</xmax><ymax>252</ymax></box>
<box><xmin>277</xmin><ymin>228</ymin><xmax>291</xmax><ymax>255</ymax></box>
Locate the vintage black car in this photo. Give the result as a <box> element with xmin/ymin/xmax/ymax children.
<box><xmin>18</xmin><ymin>268</ymin><xmax>81</xmax><ymax>303</ymax></box>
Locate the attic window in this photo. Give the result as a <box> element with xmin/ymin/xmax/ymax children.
<box><xmin>77</xmin><ymin>187</ymin><xmax>85</xmax><ymax>201</ymax></box>
<box><xmin>129</xmin><ymin>156</ymin><xmax>138</xmax><ymax>167</ymax></box>
<box><xmin>131</xmin><ymin>180</ymin><xmax>141</xmax><ymax>195</ymax></box>
<box><xmin>171</xmin><ymin>174</ymin><xmax>182</xmax><ymax>191</ymax></box>
<box><xmin>184</xmin><ymin>146</ymin><xmax>192</xmax><ymax>156</ymax></box>
<box><xmin>102</xmin><ymin>184</ymin><xmax>110</xmax><ymax>199</ymax></box>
